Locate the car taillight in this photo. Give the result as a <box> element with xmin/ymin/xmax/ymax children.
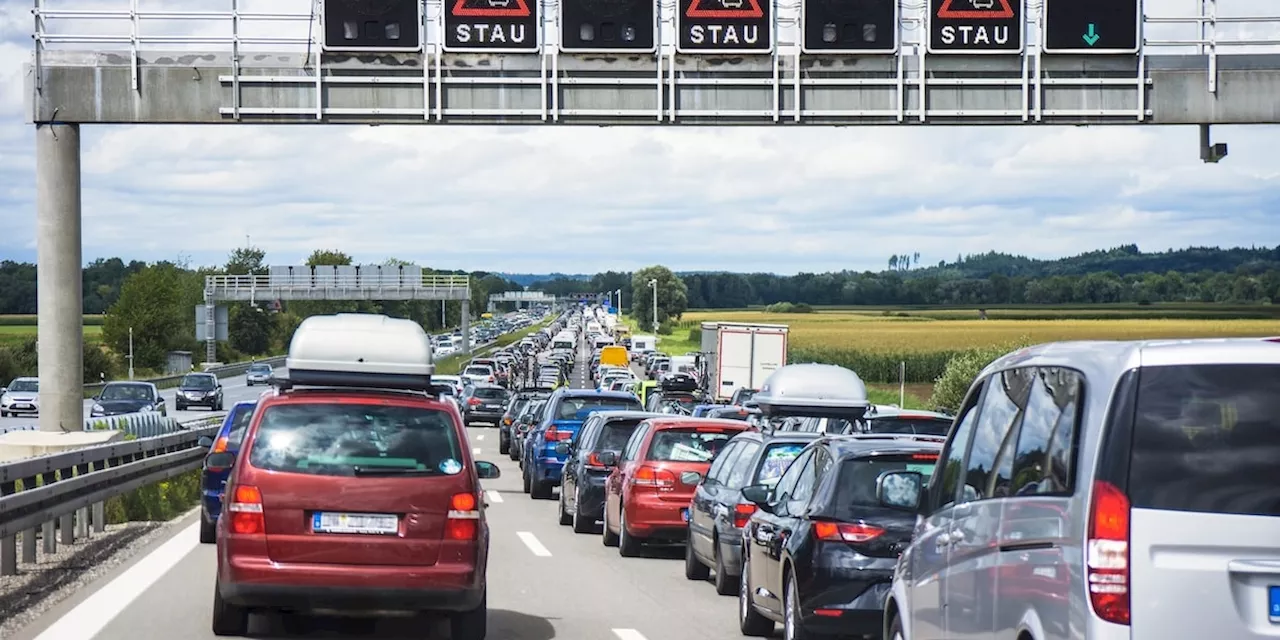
<box><xmin>211</xmin><ymin>436</ymin><xmax>229</xmax><ymax>454</ymax></box>
<box><xmin>228</xmin><ymin>485</ymin><xmax>264</xmax><ymax>535</ymax></box>
<box><xmin>585</xmin><ymin>452</ymin><xmax>609</xmax><ymax>471</ymax></box>
<box><xmin>813</xmin><ymin>521</ymin><xmax>884</xmax><ymax>543</ymax></box>
<box><xmin>633</xmin><ymin>466</ymin><xmax>676</xmax><ymax>489</ymax></box>
<box><xmin>545</xmin><ymin>427</ymin><xmax>572</xmax><ymax>442</ymax></box>
<box><xmin>447</xmin><ymin>492</ymin><xmax>481</xmax><ymax>540</ymax></box>
<box><xmin>503</xmin><ymin>416</ymin><xmax>513</xmax><ymax>425</ymax></box>
<box><xmin>733</xmin><ymin>503</ymin><xmax>756</xmax><ymax>528</ymax></box>
<box><xmin>1087</xmin><ymin>480</ymin><xmax>1130</xmax><ymax>626</ymax></box>
<box><xmin>468</xmin><ymin>398</ymin><xmax>482</xmax><ymax>406</ymax></box>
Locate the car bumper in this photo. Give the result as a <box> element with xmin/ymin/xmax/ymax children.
<box><xmin>532</xmin><ymin>459</ymin><xmax>564</xmax><ymax>484</ymax></box>
<box><xmin>178</xmin><ymin>397</ymin><xmax>218</xmax><ymax>406</ymax></box>
<box><xmin>464</xmin><ymin>409</ymin><xmax>505</xmax><ymax>422</ymax></box>
<box><xmin>219</xmin><ymin>579</ymin><xmax>484</xmax><ymax>614</ymax></box>
<box><xmin>624</xmin><ymin>495</ymin><xmax>691</xmax><ymax>541</ymax></box>
<box><xmin>797</xmin><ymin>578</ymin><xmax>892</xmax><ymax>635</ymax></box>
<box><xmin>202</xmin><ymin>491</ymin><xmax>224</xmax><ymax>520</ymax></box>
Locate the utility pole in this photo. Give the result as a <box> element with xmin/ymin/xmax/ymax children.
<box><xmin>649</xmin><ymin>278</ymin><xmax>658</xmax><ymax>331</ymax></box>
<box><xmin>127</xmin><ymin>327</ymin><xmax>134</xmax><ymax>380</ymax></box>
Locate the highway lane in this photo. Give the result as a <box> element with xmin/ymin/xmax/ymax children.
<box><xmin>0</xmin><ymin>373</ymin><xmax>270</xmax><ymax>433</ymax></box>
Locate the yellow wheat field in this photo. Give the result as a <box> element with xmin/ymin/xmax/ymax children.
<box><xmin>681</xmin><ymin>310</ymin><xmax>1280</xmax><ymax>353</ymax></box>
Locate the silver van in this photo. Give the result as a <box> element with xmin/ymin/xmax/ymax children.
<box><xmin>877</xmin><ymin>338</ymin><xmax>1280</xmax><ymax>640</ymax></box>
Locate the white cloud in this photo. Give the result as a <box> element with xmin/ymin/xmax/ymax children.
<box><xmin>0</xmin><ymin>0</ymin><xmax>1279</xmax><ymax>275</ymax></box>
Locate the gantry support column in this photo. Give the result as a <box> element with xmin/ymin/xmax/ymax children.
<box><xmin>36</xmin><ymin>123</ymin><xmax>84</xmax><ymax>433</ymax></box>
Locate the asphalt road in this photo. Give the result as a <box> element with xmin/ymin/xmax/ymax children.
<box><xmin>0</xmin><ymin>373</ymin><xmax>268</xmax><ymax>433</ymax></box>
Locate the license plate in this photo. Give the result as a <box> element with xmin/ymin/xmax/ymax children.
<box><xmin>681</xmin><ymin>508</ymin><xmax>690</xmax><ymax>523</ymax></box>
<box><xmin>1270</xmin><ymin>586</ymin><xmax>1280</xmax><ymax>622</ymax></box>
<box><xmin>14</xmin><ymin>404</ymin><xmax>31</xmax><ymax>409</ymax></box>
<box><xmin>312</xmin><ymin>512</ymin><xmax>398</xmax><ymax>535</ymax></box>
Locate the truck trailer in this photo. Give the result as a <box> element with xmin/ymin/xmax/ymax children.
<box><xmin>699</xmin><ymin>322</ymin><xmax>789</xmax><ymax>403</ymax></box>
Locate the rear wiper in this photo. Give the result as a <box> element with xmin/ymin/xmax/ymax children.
<box><xmin>351</xmin><ymin>466</ymin><xmax>437</xmax><ymax>476</ymax></box>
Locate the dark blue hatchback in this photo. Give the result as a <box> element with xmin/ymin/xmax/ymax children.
<box><xmin>197</xmin><ymin>401</ymin><xmax>256</xmax><ymax>543</ymax></box>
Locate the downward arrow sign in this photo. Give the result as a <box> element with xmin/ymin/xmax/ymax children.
<box><xmin>1082</xmin><ymin>23</ymin><xmax>1100</xmax><ymax>46</ymax></box>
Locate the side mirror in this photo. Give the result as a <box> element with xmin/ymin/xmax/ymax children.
<box><xmin>740</xmin><ymin>483</ymin><xmax>772</xmax><ymax>506</ymax></box>
<box><xmin>198</xmin><ymin>435</ymin><xmax>215</xmax><ymax>448</ymax></box>
<box><xmin>597</xmin><ymin>451</ymin><xmax>619</xmax><ymax>467</ymax></box>
<box><xmin>877</xmin><ymin>471</ymin><xmax>924</xmax><ymax>511</ymax></box>
<box><xmin>554</xmin><ymin>442</ymin><xmax>571</xmax><ymax>456</ymax></box>
<box><xmin>475</xmin><ymin>461</ymin><xmax>501</xmax><ymax>479</ymax></box>
<box><xmin>204</xmin><ymin>452</ymin><xmax>236</xmax><ymax>471</ymax></box>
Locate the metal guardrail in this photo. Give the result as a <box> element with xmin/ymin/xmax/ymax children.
<box><xmin>0</xmin><ymin>414</ymin><xmax>223</xmax><ymax>575</ymax></box>
<box><xmin>82</xmin><ymin>355</ymin><xmax>287</xmax><ymax>395</ymax></box>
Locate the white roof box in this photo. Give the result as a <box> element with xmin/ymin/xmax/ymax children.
<box><xmin>753</xmin><ymin>363</ymin><xmax>870</xmax><ymax>419</ymax></box>
<box><xmin>285</xmin><ymin>314</ymin><xmax>435</xmax><ymax>390</ymax></box>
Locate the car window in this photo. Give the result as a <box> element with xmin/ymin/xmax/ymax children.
<box><xmin>864</xmin><ymin>416</ymin><xmax>953</xmax><ymax>436</ymax></box>
<box><xmin>622</xmin><ymin>423</ymin><xmax>649</xmax><ymax>461</ymax></box>
<box><xmin>8</xmin><ymin>379</ymin><xmax>38</xmax><ymax>392</ymax></box>
<box><xmin>707</xmin><ymin>442</ymin><xmax>741</xmax><ymax>484</ymax></box>
<box><xmin>755</xmin><ymin>442</ymin><xmax>807</xmax><ymax>487</ymax></box>
<box><xmin>248</xmin><ymin>403</ymin><xmax>461</xmax><ymax>476</ymax></box>
<box><xmin>225</xmin><ymin>406</ymin><xmax>255</xmax><ymax>447</ymax></box>
<box><xmin>100</xmin><ymin>384</ymin><xmax>153</xmax><ymax>401</ymax></box>
<box><xmin>726</xmin><ymin>441</ymin><xmax>762</xmax><ymax>489</ymax></box>
<box><xmin>474</xmin><ymin>387</ymin><xmax>508</xmax><ymax>400</ymax></box>
<box><xmin>962</xmin><ymin>368</ymin><xmax>1033</xmax><ymax>504</ymax></box>
<box><xmin>934</xmin><ymin>378</ymin><xmax>985</xmax><ymax>513</ymax></box>
<box><xmin>182</xmin><ymin>375</ymin><xmax>216</xmax><ymax>389</ymax></box>
<box><xmin>597</xmin><ymin>419</ymin><xmax>644</xmax><ymax>453</ymax></box>
<box><xmin>646</xmin><ymin>427</ymin><xmax>737</xmax><ymax>462</ymax></box>
<box><xmin>1129</xmin><ymin>363</ymin><xmax>1280</xmax><ymax>517</ymax></box>
<box><xmin>831</xmin><ymin>455</ymin><xmax>939</xmax><ymax>520</ymax></box>
<box><xmin>557</xmin><ymin>396</ymin><xmax>642</xmax><ymax>420</ymax></box>
<box><xmin>1010</xmin><ymin>367</ymin><xmax>1081</xmax><ymax>496</ymax></box>
<box><xmin>772</xmin><ymin>449</ymin><xmax>814</xmax><ymax>504</ymax></box>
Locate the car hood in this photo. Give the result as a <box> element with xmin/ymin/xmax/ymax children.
<box><xmin>95</xmin><ymin>399</ymin><xmax>152</xmax><ymax>412</ymax></box>
<box><xmin>179</xmin><ymin>387</ymin><xmax>217</xmax><ymax>393</ymax></box>
<box><xmin>4</xmin><ymin>393</ymin><xmax>38</xmax><ymax>402</ymax></box>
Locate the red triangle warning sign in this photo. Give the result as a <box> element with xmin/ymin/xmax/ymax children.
<box><xmin>686</xmin><ymin>0</ymin><xmax>763</xmax><ymax>19</ymax></box>
<box><xmin>937</xmin><ymin>0</ymin><xmax>1013</xmax><ymax>19</ymax></box>
<box><xmin>452</xmin><ymin>0</ymin><xmax>531</xmax><ymax>18</ymax></box>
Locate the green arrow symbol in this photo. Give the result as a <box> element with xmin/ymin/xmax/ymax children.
<box><xmin>1082</xmin><ymin>23</ymin><xmax>1100</xmax><ymax>46</ymax></box>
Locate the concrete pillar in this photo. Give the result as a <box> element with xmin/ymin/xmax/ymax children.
<box><xmin>36</xmin><ymin>123</ymin><xmax>84</xmax><ymax>433</ymax></box>
<box><xmin>460</xmin><ymin>299</ymin><xmax>471</xmax><ymax>357</ymax></box>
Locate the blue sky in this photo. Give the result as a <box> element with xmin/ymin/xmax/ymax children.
<box><xmin>1</xmin><ymin>0</ymin><xmax>1278</xmax><ymax>275</ymax></box>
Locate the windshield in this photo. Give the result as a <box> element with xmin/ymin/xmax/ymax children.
<box><xmin>248</xmin><ymin>403</ymin><xmax>461</xmax><ymax>476</ymax></box>
<box><xmin>225</xmin><ymin>405</ymin><xmax>256</xmax><ymax>447</ymax></box>
<box><xmin>557</xmin><ymin>396</ymin><xmax>642</xmax><ymax>420</ymax></box>
<box><xmin>7</xmin><ymin>379</ymin><xmax>37</xmax><ymax>393</ymax></box>
<box><xmin>248</xmin><ymin>364</ymin><xmax>271</xmax><ymax>373</ymax></box>
<box><xmin>596</xmin><ymin>419</ymin><xmax>644</xmax><ymax>452</ymax></box>
<box><xmin>181</xmin><ymin>375</ymin><xmax>216</xmax><ymax>389</ymax></box>
<box><xmin>755</xmin><ymin>442</ymin><xmax>807</xmax><ymax>486</ymax></box>
<box><xmin>100</xmin><ymin>384</ymin><xmax>153</xmax><ymax>401</ymax></box>
<box><xmin>833</xmin><ymin>456</ymin><xmax>938</xmax><ymax>520</ymax></box>
<box><xmin>464</xmin><ymin>367</ymin><xmax>491</xmax><ymax>376</ymax></box>
<box><xmin>646</xmin><ymin>427</ymin><xmax>736</xmax><ymax>462</ymax></box>
<box><xmin>474</xmin><ymin>387</ymin><xmax>508</xmax><ymax>400</ymax></box>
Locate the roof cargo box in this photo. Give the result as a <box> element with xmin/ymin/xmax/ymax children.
<box><xmin>285</xmin><ymin>313</ymin><xmax>435</xmax><ymax>390</ymax></box>
<box><xmin>753</xmin><ymin>363</ymin><xmax>869</xmax><ymax>419</ymax></box>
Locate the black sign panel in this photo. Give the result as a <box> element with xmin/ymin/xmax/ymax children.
<box><xmin>1043</xmin><ymin>0</ymin><xmax>1140</xmax><ymax>54</ymax></box>
<box><xmin>560</xmin><ymin>0</ymin><xmax>656</xmax><ymax>52</ymax></box>
<box><xmin>801</xmin><ymin>0</ymin><xmax>898</xmax><ymax>54</ymax></box>
<box><xmin>321</xmin><ymin>0</ymin><xmax>423</xmax><ymax>52</ymax></box>
<box><xmin>927</xmin><ymin>0</ymin><xmax>1023</xmax><ymax>54</ymax></box>
<box><xmin>444</xmin><ymin>0</ymin><xmax>540</xmax><ymax>52</ymax></box>
<box><xmin>675</xmin><ymin>0</ymin><xmax>773</xmax><ymax>54</ymax></box>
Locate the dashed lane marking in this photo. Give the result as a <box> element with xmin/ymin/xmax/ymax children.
<box><xmin>486</xmin><ymin>490</ymin><xmax>504</xmax><ymax>503</ymax></box>
<box><xmin>613</xmin><ymin>630</ymin><xmax>649</xmax><ymax>640</ymax></box>
<box><xmin>476</xmin><ymin>434</ymin><xmax>486</xmax><ymax>441</ymax></box>
<box><xmin>516</xmin><ymin>531</ymin><xmax>552</xmax><ymax>557</ymax></box>
<box><xmin>473</xmin><ymin>447</ymin><xmax>482</xmax><ymax>455</ymax></box>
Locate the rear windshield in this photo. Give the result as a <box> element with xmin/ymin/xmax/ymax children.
<box><xmin>247</xmin><ymin>403</ymin><xmax>462</xmax><ymax>476</ymax></box>
<box><xmin>464</xmin><ymin>367</ymin><xmax>491</xmax><ymax>376</ymax></box>
<box><xmin>832</xmin><ymin>456</ymin><xmax>938</xmax><ymax>519</ymax></box>
<box><xmin>557</xmin><ymin>396</ymin><xmax>642</xmax><ymax>420</ymax></box>
<box><xmin>864</xmin><ymin>417</ymin><xmax>952</xmax><ymax>436</ymax></box>
<box><xmin>647</xmin><ymin>427</ymin><xmax>737</xmax><ymax>462</ymax></box>
<box><xmin>474</xmin><ymin>387</ymin><xmax>508</xmax><ymax>400</ymax></box>
<box><xmin>596</xmin><ymin>420</ymin><xmax>644</xmax><ymax>452</ymax></box>
<box><xmin>756</xmin><ymin>442</ymin><xmax>807</xmax><ymax>486</ymax></box>
<box><xmin>225</xmin><ymin>406</ymin><xmax>255</xmax><ymax>447</ymax></box>
<box><xmin>1129</xmin><ymin>364</ymin><xmax>1280</xmax><ymax>517</ymax></box>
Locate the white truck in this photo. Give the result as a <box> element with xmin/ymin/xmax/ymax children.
<box><xmin>700</xmin><ymin>322</ymin><xmax>789</xmax><ymax>403</ymax></box>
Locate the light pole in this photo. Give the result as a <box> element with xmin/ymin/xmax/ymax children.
<box><xmin>616</xmin><ymin>288</ymin><xmax>622</xmax><ymax>312</ymax></box>
<box><xmin>648</xmin><ymin>278</ymin><xmax>658</xmax><ymax>331</ymax></box>
<box><xmin>127</xmin><ymin>327</ymin><xmax>134</xmax><ymax>380</ymax></box>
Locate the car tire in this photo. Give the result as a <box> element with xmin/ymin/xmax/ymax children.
<box><xmin>571</xmin><ymin>497</ymin><xmax>595</xmax><ymax>534</ymax></box>
<box><xmin>887</xmin><ymin>609</ymin><xmax>905</xmax><ymax>640</ymax></box>
<box><xmin>522</xmin><ymin>467</ymin><xmax>532</xmax><ymax>494</ymax></box>
<box><xmin>618</xmin><ymin>506</ymin><xmax>642</xmax><ymax>557</ymax></box>
<box><xmin>558</xmin><ymin>493</ymin><xmax>572</xmax><ymax>526</ymax></box>
<box><xmin>508</xmin><ymin>444</ymin><xmax>520</xmax><ymax>461</ymax></box>
<box><xmin>684</xmin><ymin>529</ymin><xmax>710</xmax><ymax>580</ymax></box>
<box><xmin>531</xmin><ymin>479</ymin><xmax>552</xmax><ymax>500</ymax></box>
<box><xmin>199</xmin><ymin>515</ymin><xmax>216</xmax><ymax>544</ymax></box>
<box><xmin>739</xmin><ymin>552</ymin><xmax>773</xmax><ymax>637</ymax></box>
<box><xmin>784</xmin><ymin>568</ymin><xmax>814</xmax><ymax>640</ymax></box>
<box><xmin>210</xmin><ymin>582</ymin><xmax>250</xmax><ymax>636</ymax></box>
<box><xmin>602</xmin><ymin>506</ymin><xmax>619</xmax><ymax>547</ymax></box>
<box><xmin>450</xmin><ymin>589</ymin><xmax>487</xmax><ymax>640</ymax></box>
<box><xmin>499</xmin><ymin>439</ymin><xmax>510</xmax><ymax>455</ymax></box>
<box><xmin>713</xmin><ymin>539</ymin><xmax>736</xmax><ymax>596</ymax></box>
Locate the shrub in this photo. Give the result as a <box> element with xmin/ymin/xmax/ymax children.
<box><xmin>927</xmin><ymin>340</ymin><xmax>1032</xmax><ymax>414</ymax></box>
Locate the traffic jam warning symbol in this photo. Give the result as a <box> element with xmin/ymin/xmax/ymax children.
<box><xmin>676</xmin><ymin>0</ymin><xmax>772</xmax><ymax>54</ymax></box>
<box><xmin>444</xmin><ymin>0</ymin><xmax>540</xmax><ymax>52</ymax></box>
<box><xmin>928</xmin><ymin>0</ymin><xmax>1023</xmax><ymax>54</ymax></box>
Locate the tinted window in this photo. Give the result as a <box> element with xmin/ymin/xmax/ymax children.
<box><xmin>1129</xmin><ymin>364</ymin><xmax>1280</xmax><ymax>517</ymax></box>
<box><xmin>225</xmin><ymin>406</ymin><xmax>255</xmax><ymax>447</ymax></box>
<box><xmin>963</xmin><ymin>368</ymin><xmax>1033</xmax><ymax>503</ymax></box>
<box><xmin>596</xmin><ymin>420</ymin><xmax>644</xmax><ymax>452</ymax></box>
<box><xmin>646</xmin><ymin>427</ymin><xmax>736</xmax><ymax>462</ymax></box>
<box><xmin>755</xmin><ymin>442</ymin><xmax>807</xmax><ymax>486</ymax></box>
<box><xmin>935</xmin><ymin>380</ymin><xmax>984</xmax><ymax>512</ymax></box>
<box><xmin>181</xmin><ymin>375</ymin><xmax>216</xmax><ymax>389</ymax></box>
<box><xmin>865</xmin><ymin>417</ymin><xmax>953</xmax><ymax>436</ymax></box>
<box><xmin>1010</xmin><ymin>367</ymin><xmax>1081</xmax><ymax>496</ymax></box>
<box><xmin>464</xmin><ymin>367</ymin><xmax>491</xmax><ymax>376</ymax></box>
<box><xmin>474</xmin><ymin>387</ymin><xmax>508</xmax><ymax>400</ymax></box>
<box><xmin>727</xmin><ymin>441</ymin><xmax>761</xmax><ymax>489</ymax></box>
<box><xmin>831</xmin><ymin>456</ymin><xmax>939</xmax><ymax>520</ymax></box>
<box><xmin>248</xmin><ymin>403</ymin><xmax>461</xmax><ymax>476</ymax></box>
<box><xmin>557</xmin><ymin>396</ymin><xmax>641</xmax><ymax>420</ymax></box>
<box><xmin>100</xmin><ymin>384</ymin><xmax>153</xmax><ymax>401</ymax></box>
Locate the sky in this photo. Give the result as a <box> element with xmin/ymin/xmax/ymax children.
<box><xmin>1</xmin><ymin>0</ymin><xmax>1278</xmax><ymax>276</ymax></box>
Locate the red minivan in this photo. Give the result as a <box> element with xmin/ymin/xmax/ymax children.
<box><xmin>209</xmin><ymin>385</ymin><xmax>499</xmax><ymax>638</ymax></box>
<box><xmin>600</xmin><ymin>417</ymin><xmax>748</xmax><ymax>557</ymax></box>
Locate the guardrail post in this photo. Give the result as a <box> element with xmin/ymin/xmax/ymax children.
<box><xmin>59</xmin><ymin>513</ymin><xmax>74</xmax><ymax>545</ymax></box>
<box><xmin>21</xmin><ymin>474</ymin><xmax>37</xmax><ymax>563</ymax></box>
<box><xmin>0</xmin><ymin>480</ymin><xmax>16</xmax><ymax>575</ymax></box>
<box><xmin>42</xmin><ymin>520</ymin><xmax>55</xmax><ymax>554</ymax></box>
<box><xmin>93</xmin><ymin>502</ymin><xmax>106</xmax><ymax>533</ymax></box>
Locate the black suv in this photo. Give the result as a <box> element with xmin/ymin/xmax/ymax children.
<box><xmin>176</xmin><ymin>373</ymin><xmax>223</xmax><ymax>411</ymax></box>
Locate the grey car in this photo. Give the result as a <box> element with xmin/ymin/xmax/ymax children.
<box><xmin>879</xmin><ymin>338</ymin><xmax>1280</xmax><ymax>640</ymax></box>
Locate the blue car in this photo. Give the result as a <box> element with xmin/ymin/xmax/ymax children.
<box><xmin>691</xmin><ymin>403</ymin><xmax>727</xmax><ymax>417</ymax></box>
<box><xmin>522</xmin><ymin>389</ymin><xmax>642</xmax><ymax>499</ymax></box>
<box><xmin>197</xmin><ymin>401</ymin><xmax>256</xmax><ymax>543</ymax></box>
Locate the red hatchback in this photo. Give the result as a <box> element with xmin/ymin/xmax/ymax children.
<box><xmin>210</xmin><ymin>386</ymin><xmax>498</xmax><ymax>638</ymax></box>
<box><xmin>599</xmin><ymin>417</ymin><xmax>748</xmax><ymax>557</ymax></box>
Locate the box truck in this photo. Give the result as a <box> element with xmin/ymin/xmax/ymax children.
<box><xmin>700</xmin><ymin>322</ymin><xmax>789</xmax><ymax>402</ymax></box>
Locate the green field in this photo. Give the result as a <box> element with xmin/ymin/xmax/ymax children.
<box><xmin>0</xmin><ymin>324</ymin><xmax>103</xmax><ymax>345</ymax></box>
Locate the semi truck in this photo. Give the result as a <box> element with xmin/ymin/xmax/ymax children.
<box><xmin>699</xmin><ymin>321</ymin><xmax>789</xmax><ymax>403</ymax></box>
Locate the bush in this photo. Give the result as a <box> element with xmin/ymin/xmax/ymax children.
<box><xmin>927</xmin><ymin>340</ymin><xmax>1033</xmax><ymax>414</ymax></box>
<box><xmin>789</xmin><ymin>346</ymin><xmax>958</xmax><ymax>384</ymax></box>
<box><xmin>764</xmin><ymin>302</ymin><xmax>813</xmax><ymax>313</ymax></box>
<box><xmin>103</xmin><ymin>469</ymin><xmax>202</xmax><ymax>524</ymax></box>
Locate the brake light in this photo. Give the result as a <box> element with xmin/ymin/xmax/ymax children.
<box><xmin>545</xmin><ymin>426</ymin><xmax>572</xmax><ymax>442</ymax></box>
<box><xmin>633</xmin><ymin>466</ymin><xmax>676</xmax><ymax>489</ymax></box>
<box><xmin>733</xmin><ymin>503</ymin><xmax>756</xmax><ymax>528</ymax></box>
<box><xmin>585</xmin><ymin>452</ymin><xmax>609</xmax><ymax>471</ymax></box>
<box><xmin>813</xmin><ymin>521</ymin><xmax>884</xmax><ymax>543</ymax></box>
<box><xmin>503</xmin><ymin>417</ymin><xmax>512</xmax><ymax>425</ymax></box>
<box><xmin>468</xmin><ymin>398</ymin><xmax>482</xmax><ymax>406</ymax></box>
<box><xmin>1087</xmin><ymin>480</ymin><xmax>1130</xmax><ymax>626</ymax></box>
<box><xmin>447</xmin><ymin>492</ymin><xmax>481</xmax><ymax>540</ymax></box>
<box><xmin>911</xmin><ymin>453</ymin><xmax>939</xmax><ymax>461</ymax></box>
<box><xmin>211</xmin><ymin>436</ymin><xmax>229</xmax><ymax>454</ymax></box>
<box><xmin>228</xmin><ymin>485</ymin><xmax>264</xmax><ymax>535</ymax></box>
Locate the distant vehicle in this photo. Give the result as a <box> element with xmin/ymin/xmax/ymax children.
<box><xmin>196</xmin><ymin>401</ymin><xmax>257</xmax><ymax>543</ymax></box>
<box><xmin>176</xmin><ymin>373</ymin><xmax>224</xmax><ymax>411</ymax></box>
<box><xmin>244</xmin><ymin>363</ymin><xmax>273</xmax><ymax>386</ymax></box>
<box><xmin>0</xmin><ymin>377</ymin><xmax>39</xmax><ymax>417</ymax></box>
<box><xmin>91</xmin><ymin>381</ymin><xmax>166</xmax><ymax>417</ymax></box>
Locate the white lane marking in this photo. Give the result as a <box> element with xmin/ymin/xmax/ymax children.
<box><xmin>486</xmin><ymin>490</ymin><xmax>503</xmax><ymax>503</ymax></box>
<box><xmin>516</xmin><ymin>531</ymin><xmax>552</xmax><ymax>557</ymax></box>
<box><xmin>34</xmin><ymin>520</ymin><xmax>200</xmax><ymax>640</ymax></box>
<box><xmin>473</xmin><ymin>447</ymin><xmax>482</xmax><ymax>455</ymax></box>
<box><xmin>476</xmin><ymin>434</ymin><xmax>486</xmax><ymax>441</ymax></box>
<box><xmin>613</xmin><ymin>630</ymin><xmax>649</xmax><ymax>640</ymax></box>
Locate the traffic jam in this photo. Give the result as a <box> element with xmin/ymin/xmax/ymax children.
<box><xmin>196</xmin><ymin>306</ymin><xmax>1280</xmax><ymax>640</ymax></box>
